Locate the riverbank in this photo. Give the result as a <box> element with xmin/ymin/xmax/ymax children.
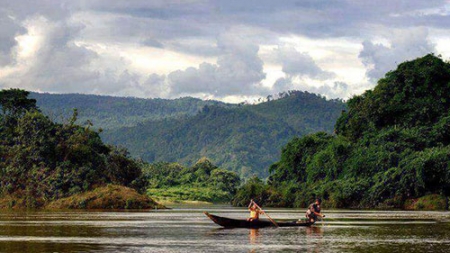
<box><xmin>0</xmin><ymin>185</ymin><xmax>166</xmax><ymax>210</ymax></box>
<box><xmin>404</xmin><ymin>195</ymin><xmax>449</xmax><ymax>211</ymax></box>
<box><xmin>147</xmin><ymin>185</ymin><xmax>233</xmax><ymax>204</ymax></box>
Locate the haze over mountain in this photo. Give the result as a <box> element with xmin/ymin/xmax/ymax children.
<box><xmin>32</xmin><ymin>91</ymin><xmax>346</xmax><ymax>177</ymax></box>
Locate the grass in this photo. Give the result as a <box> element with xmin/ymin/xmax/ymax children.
<box><xmin>147</xmin><ymin>185</ymin><xmax>232</xmax><ymax>203</ymax></box>
<box><xmin>404</xmin><ymin>194</ymin><xmax>448</xmax><ymax>210</ymax></box>
<box><xmin>46</xmin><ymin>185</ymin><xmax>166</xmax><ymax>210</ymax></box>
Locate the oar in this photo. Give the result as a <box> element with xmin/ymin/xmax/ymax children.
<box><xmin>251</xmin><ymin>200</ymin><xmax>279</xmax><ymax>227</ymax></box>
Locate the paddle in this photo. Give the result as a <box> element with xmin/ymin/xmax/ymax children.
<box><xmin>250</xmin><ymin>199</ymin><xmax>279</xmax><ymax>227</ymax></box>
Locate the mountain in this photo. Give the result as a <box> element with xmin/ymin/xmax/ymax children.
<box><xmin>101</xmin><ymin>91</ymin><xmax>346</xmax><ymax>177</ymax></box>
<box><xmin>30</xmin><ymin>93</ymin><xmax>234</xmax><ymax>130</ymax></box>
<box><xmin>30</xmin><ymin>91</ymin><xmax>345</xmax><ymax>177</ymax></box>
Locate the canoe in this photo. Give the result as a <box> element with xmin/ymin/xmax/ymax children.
<box><xmin>204</xmin><ymin>212</ymin><xmax>312</xmax><ymax>228</ymax></box>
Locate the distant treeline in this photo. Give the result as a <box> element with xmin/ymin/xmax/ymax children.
<box><xmin>232</xmin><ymin>54</ymin><xmax>450</xmax><ymax>209</ymax></box>
<box><xmin>30</xmin><ymin>92</ymin><xmax>234</xmax><ymax>130</ymax></box>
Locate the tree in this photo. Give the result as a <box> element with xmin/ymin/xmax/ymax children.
<box><xmin>0</xmin><ymin>89</ymin><xmax>38</xmax><ymax>118</ymax></box>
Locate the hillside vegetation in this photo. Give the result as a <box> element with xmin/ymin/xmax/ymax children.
<box><xmin>102</xmin><ymin>91</ymin><xmax>346</xmax><ymax>177</ymax></box>
<box><xmin>32</xmin><ymin>90</ymin><xmax>345</xmax><ymax>177</ymax></box>
<box><xmin>0</xmin><ymin>89</ymin><xmax>159</xmax><ymax>209</ymax></box>
<box><xmin>30</xmin><ymin>93</ymin><xmax>233</xmax><ymax>130</ymax></box>
<box><xmin>232</xmin><ymin>54</ymin><xmax>450</xmax><ymax>210</ymax></box>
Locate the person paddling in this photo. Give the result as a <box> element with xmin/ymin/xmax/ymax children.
<box><xmin>306</xmin><ymin>198</ymin><xmax>325</xmax><ymax>223</ymax></box>
<box><xmin>247</xmin><ymin>200</ymin><xmax>264</xmax><ymax>222</ymax></box>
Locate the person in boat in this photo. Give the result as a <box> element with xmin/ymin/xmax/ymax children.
<box><xmin>306</xmin><ymin>198</ymin><xmax>325</xmax><ymax>223</ymax></box>
<box><xmin>247</xmin><ymin>200</ymin><xmax>264</xmax><ymax>222</ymax></box>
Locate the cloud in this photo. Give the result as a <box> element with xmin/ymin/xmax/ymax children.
<box><xmin>141</xmin><ymin>38</ymin><xmax>164</xmax><ymax>48</ymax></box>
<box><xmin>0</xmin><ymin>13</ymin><xmax>25</xmax><ymax>66</ymax></box>
<box><xmin>359</xmin><ymin>27</ymin><xmax>436</xmax><ymax>81</ymax></box>
<box><xmin>167</xmin><ymin>30</ymin><xmax>269</xmax><ymax>97</ymax></box>
<box><xmin>208</xmin><ymin>0</ymin><xmax>449</xmax><ymax>38</ymax></box>
<box><xmin>0</xmin><ymin>0</ymin><xmax>449</xmax><ymax>101</ymax></box>
<box><xmin>276</xmin><ymin>46</ymin><xmax>335</xmax><ymax>80</ymax></box>
<box><xmin>0</xmin><ymin>15</ymin><xmax>149</xmax><ymax>98</ymax></box>
<box><xmin>142</xmin><ymin>73</ymin><xmax>168</xmax><ymax>97</ymax></box>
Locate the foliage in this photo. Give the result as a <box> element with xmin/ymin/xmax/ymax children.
<box><xmin>102</xmin><ymin>92</ymin><xmax>345</xmax><ymax>177</ymax></box>
<box><xmin>0</xmin><ymin>89</ymin><xmax>147</xmax><ymax>208</ymax></box>
<box><xmin>233</xmin><ymin>54</ymin><xmax>450</xmax><ymax>209</ymax></box>
<box><xmin>143</xmin><ymin>158</ymin><xmax>241</xmax><ymax>202</ymax></box>
<box><xmin>404</xmin><ymin>194</ymin><xmax>448</xmax><ymax>210</ymax></box>
<box><xmin>30</xmin><ymin>92</ymin><xmax>234</xmax><ymax>130</ymax></box>
<box><xmin>336</xmin><ymin>54</ymin><xmax>450</xmax><ymax>140</ymax></box>
<box><xmin>231</xmin><ymin>176</ymin><xmax>288</xmax><ymax>207</ymax></box>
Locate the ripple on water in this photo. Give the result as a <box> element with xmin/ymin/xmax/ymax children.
<box><xmin>0</xmin><ymin>208</ymin><xmax>449</xmax><ymax>253</ymax></box>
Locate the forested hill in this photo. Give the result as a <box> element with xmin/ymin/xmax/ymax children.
<box><xmin>101</xmin><ymin>92</ymin><xmax>346</xmax><ymax>177</ymax></box>
<box><xmin>232</xmin><ymin>54</ymin><xmax>450</xmax><ymax>210</ymax></box>
<box><xmin>30</xmin><ymin>93</ymin><xmax>234</xmax><ymax>130</ymax></box>
<box><xmin>250</xmin><ymin>91</ymin><xmax>344</xmax><ymax>133</ymax></box>
<box><xmin>0</xmin><ymin>89</ymin><xmax>159</xmax><ymax>209</ymax></box>
<box><xmin>30</xmin><ymin>90</ymin><xmax>345</xmax><ymax>177</ymax></box>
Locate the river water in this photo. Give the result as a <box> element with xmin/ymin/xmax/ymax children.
<box><xmin>0</xmin><ymin>205</ymin><xmax>449</xmax><ymax>253</ymax></box>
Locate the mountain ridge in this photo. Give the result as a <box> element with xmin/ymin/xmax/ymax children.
<box><xmin>31</xmin><ymin>90</ymin><xmax>346</xmax><ymax>177</ymax></box>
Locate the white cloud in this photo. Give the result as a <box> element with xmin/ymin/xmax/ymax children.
<box><xmin>359</xmin><ymin>27</ymin><xmax>436</xmax><ymax>81</ymax></box>
<box><xmin>0</xmin><ymin>0</ymin><xmax>449</xmax><ymax>101</ymax></box>
<box><xmin>275</xmin><ymin>46</ymin><xmax>335</xmax><ymax>80</ymax></box>
<box><xmin>167</xmin><ymin>29</ymin><xmax>269</xmax><ymax>97</ymax></box>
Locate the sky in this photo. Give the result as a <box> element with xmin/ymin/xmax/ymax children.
<box><xmin>0</xmin><ymin>0</ymin><xmax>449</xmax><ymax>103</ymax></box>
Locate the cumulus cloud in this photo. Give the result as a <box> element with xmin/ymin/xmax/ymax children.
<box><xmin>0</xmin><ymin>0</ymin><xmax>449</xmax><ymax>101</ymax></box>
<box><xmin>0</xmin><ymin>16</ymin><xmax>99</xmax><ymax>92</ymax></box>
<box><xmin>267</xmin><ymin>45</ymin><xmax>345</xmax><ymax>98</ymax></box>
<box><xmin>276</xmin><ymin>46</ymin><xmax>335</xmax><ymax>80</ymax></box>
<box><xmin>0</xmin><ymin>14</ymin><xmax>24</xmax><ymax>66</ymax></box>
<box><xmin>359</xmin><ymin>27</ymin><xmax>436</xmax><ymax>81</ymax></box>
<box><xmin>142</xmin><ymin>73</ymin><xmax>168</xmax><ymax>97</ymax></box>
<box><xmin>167</xmin><ymin>30</ymin><xmax>269</xmax><ymax>97</ymax></box>
<box><xmin>0</xmin><ymin>15</ymin><xmax>155</xmax><ymax>98</ymax></box>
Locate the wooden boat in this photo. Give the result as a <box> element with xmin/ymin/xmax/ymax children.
<box><xmin>204</xmin><ymin>212</ymin><xmax>312</xmax><ymax>228</ymax></box>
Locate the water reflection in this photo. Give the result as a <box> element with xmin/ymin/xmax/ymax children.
<box><xmin>249</xmin><ymin>228</ymin><xmax>260</xmax><ymax>244</ymax></box>
<box><xmin>248</xmin><ymin>229</ymin><xmax>260</xmax><ymax>253</ymax></box>
<box><xmin>306</xmin><ymin>226</ymin><xmax>323</xmax><ymax>253</ymax></box>
<box><xmin>306</xmin><ymin>226</ymin><xmax>323</xmax><ymax>236</ymax></box>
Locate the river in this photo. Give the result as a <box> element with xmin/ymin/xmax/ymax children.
<box><xmin>0</xmin><ymin>205</ymin><xmax>449</xmax><ymax>252</ymax></box>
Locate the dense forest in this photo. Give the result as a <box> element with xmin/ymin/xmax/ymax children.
<box><xmin>232</xmin><ymin>54</ymin><xmax>450</xmax><ymax>210</ymax></box>
<box><xmin>30</xmin><ymin>93</ymin><xmax>234</xmax><ymax>130</ymax></box>
<box><xmin>102</xmin><ymin>91</ymin><xmax>345</xmax><ymax>177</ymax></box>
<box><xmin>0</xmin><ymin>90</ymin><xmax>241</xmax><ymax>207</ymax></box>
<box><xmin>0</xmin><ymin>89</ymin><xmax>151</xmax><ymax>208</ymax></box>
